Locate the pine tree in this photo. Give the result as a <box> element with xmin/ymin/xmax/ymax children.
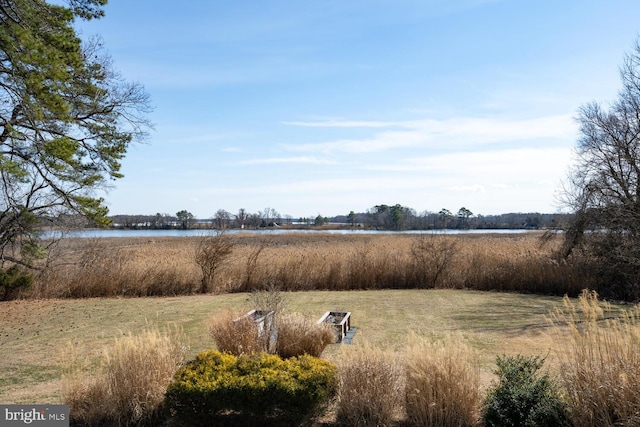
<box><xmin>0</xmin><ymin>0</ymin><xmax>151</xmax><ymax>265</ymax></box>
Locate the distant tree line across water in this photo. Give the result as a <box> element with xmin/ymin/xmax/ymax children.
<box><xmin>102</xmin><ymin>204</ymin><xmax>569</xmax><ymax>231</ymax></box>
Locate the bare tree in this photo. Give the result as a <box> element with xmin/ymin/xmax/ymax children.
<box><xmin>235</xmin><ymin>208</ymin><xmax>248</xmax><ymax>228</ymax></box>
<box><xmin>561</xmin><ymin>37</ymin><xmax>640</xmax><ymax>300</ymax></box>
<box><xmin>411</xmin><ymin>235</ymin><xmax>458</xmax><ymax>288</ymax></box>
<box><xmin>214</xmin><ymin>209</ymin><xmax>231</xmax><ymax>229</ymax></box>
<box><xmin>260</xmin><ymin>207</ymin><xmax>279</xmax><ymax>227</ymax></box>
<box><xmin>194</xmin><ymin>231</ymin><xmax>235</xmax><ymax>293</ymax></box>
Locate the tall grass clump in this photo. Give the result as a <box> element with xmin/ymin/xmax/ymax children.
<box><xmin>335</xmin><ymin>343</ymin><xmax>403</xmax><ymax>427</ymax></box>
<box><xmin>276</xmin><ymin>312</ymin><xmax>335</xmax><ymax>358</ymax></box>
<box><xmin>209</xmin><ymin>307</ymin><xmax>333</xmax><ymax>358</ymax></box>
<box><xmin>62</xmin><ymin>327</ymin><xmax>188</xmax><ymax>426</ymax></box>
<box><xmin>405</xmin><ymin>333</ymin><xmax>481</xmax><ymax>427</ymax></box>
<box><xmin>208</xmin><ymin>310</ymin><xmax>267</xmax><ymax>355</ymax></box>
<box><xmin>34</xmin><ymin>237</ymin><xmax>199</xmax><ymax>298</ymax></box>
<box><xmin>551</xmin><ymin>290</ymin><xmax>640</xmax><ymax>426</ymax></box>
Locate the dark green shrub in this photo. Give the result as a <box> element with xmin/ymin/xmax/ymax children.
<box><xmin>483</xmin><ymin>355</ymin><xmax>569</xmax><ymax>427</ymax></box>
<box><xmin>166</xmin><ymin>350</ymin><xmax>338</xmax><ymax>425</ymax></box>
<box><xmin>0</xmin><ymin>265</ymin><xmax>33</xmax><ymax>300</ymax></box>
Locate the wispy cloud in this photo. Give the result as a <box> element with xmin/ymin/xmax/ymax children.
<box><xmin>281</xmin><ymin>131</ymin><xmax>425</xmax><ymax>154</ymax></box>
<box><xmin>362</xmin><ymin>147</ymin><xmax>571</xmax><ymax>178</ymax></box>
<box><xmin>281</xmin><ymin>114</ymin><xmax>577</xmax><ymax>154</ymax></box>
<box><xmin>198</xmin><ymin>176</ymin><xmax>429</xmax><ymax>198</ymax></box>
<box><xmin>234</xmin><ymin>156</ymin><xmax>335</xmax><ymax>165</ymax></box>
<box><xmin>283</xmin><ymin>119</ymin><xmax>400</xmax><ymax>128</ymax></box>
<box><xmin>448</xmin><ymin>184</ymin><xmax>486</xmax><ymax>193</ymax></box>
<box><xmin>221</xmin><ymin>146</ymin><xmax>243</xmax><ymax>153</ymax></box>
<box><xmin>161</xmin><ymin>130</ymin><xmax>254</xmax><ymax>145</ymax></box>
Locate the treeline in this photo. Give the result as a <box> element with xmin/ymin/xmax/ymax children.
<box><xmin>107</xmin><ymin>204</ymin><xmax>569</xmax><ymax>231</ymax></box>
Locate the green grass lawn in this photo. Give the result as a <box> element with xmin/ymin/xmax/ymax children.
<box><xmin>0</xmin><ymin>289</ymin><xmax>581</xmax><ymax>403</ymax></box>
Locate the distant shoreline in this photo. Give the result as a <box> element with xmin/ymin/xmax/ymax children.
<box><xmin>41</xmin><ymin>227</ymin><xmax>541</xmax><ymax>239</ymax></box>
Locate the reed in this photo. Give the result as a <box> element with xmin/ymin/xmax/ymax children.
<box><xmin>26</xmin><ymin>232</ymin><xmax>588</xmax><ymax>299</ymax></box>
<box><xmin>208</xmin><ymin>310</ymin><xmax>267</xmax><ymax>355</ymax></box>
<box><xmin>550</xmin><ymin>290</ymin><xmax>640</xmax><ymax>426</ymax></box>
<box><xmin>62</xmin><ymin>326</ymin><xmax>187</xmax><ymax>426</ymax></box>
<box><xmin>275</xmin><ymin>312</ymin><xmax>335</xmax><ymax>358</ymax></box>
<box><xmin>405</xmin><ymin>333</ymin><xmax>482</xmax><ymax>427</ymax></box>
<box><xmin>335</xmin><ymin>342</ymin><xmax>403</xmax><ymax>427</ymax></box>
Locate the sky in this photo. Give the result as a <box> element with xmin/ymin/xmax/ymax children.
<box><xmin>75</xmin><ymin>0</ymin><xmax>640</xmax><ymax>219</ymax></box>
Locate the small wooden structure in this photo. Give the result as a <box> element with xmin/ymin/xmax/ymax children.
<box><xmin>318</xmin><ymin>311</ymin><xmax>351</xmax><ymax>343</ymax></box>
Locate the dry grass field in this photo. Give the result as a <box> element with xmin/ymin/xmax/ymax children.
<box><xmin>27</xmin><ymin>231</ymin><xmax>589</xmax><ymax>298</ymax></box>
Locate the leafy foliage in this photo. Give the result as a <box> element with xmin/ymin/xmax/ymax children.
<box><xmin>482</xmin><ymin>355</ymin><xmax>569</xmax><ymax>427</ymax></box>
<box><xmin>166</xmin><ymin>350</ymin><xmax>338</xmax><ymax>425</ymax></box>
<box><xmin>0</xmin><ymin>0</ymin><xmax>151</xmax><ymax>266</ymax></box>
<box><xmin>0</xmin><ymin>265</ymin><xmax>32</xmax><ymax>300</ymax></box>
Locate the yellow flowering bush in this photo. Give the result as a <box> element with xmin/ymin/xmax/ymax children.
<box><xmin>166</xmin><ymin>350</ymin><xmax>338</xmax><ymax>424</ymax></box>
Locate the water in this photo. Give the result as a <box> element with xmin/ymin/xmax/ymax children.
<box><xmin>44</xmin><ymin>228</ymin><xmax>536</xmax><ymax>239</ymax></box>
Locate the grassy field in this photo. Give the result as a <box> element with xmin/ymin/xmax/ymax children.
<box><xmin>0</xmin><ymin>289</ymin><xmax>585</xmax><ymax>404</ymax></box>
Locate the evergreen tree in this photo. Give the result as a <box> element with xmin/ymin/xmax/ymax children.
<box><xmin>0</xmin><ymin>0</ymin><xmax>151</xmax><ymax>265</ymax></box>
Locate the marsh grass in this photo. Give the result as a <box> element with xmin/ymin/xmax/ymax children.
<box><xmin>208</xmin><ymin>308</ymin><xmax>334</xmax><ymax>359</ymax></box>
<box><xmin>335</xmin><ymin>342</ymin><xmax>403</xmax><ymax>427</ymax></box>
<box><xmin>35</xmin><ymin>237</ymin><xmax>198</xmax><ymax>298</ymax></box>
<box><xmin>405</xmin><ymin>333</ymin><xmax>482</xmax><ymax>427</ymax></box>
<box><xmin>208</xmin><ymin>310</ymin><xmax>267</xmax><ymax>355</ymax></box>
<box><xmin>550</xmin><ymin>290</ymin><xmax>640</xmax><ymax>426</ymax></box>
<box><xmin>275</xmin><ymin>312</ymin><xmax>335</xmax><ymax>358</ymax></box>
<box><xmin>26</xmin><ymin>232</ymin><xmax>589</xmax><ymax>299</ymax></box>
<box><xmin>62</xmin><ymin>326</ymin><xmax>188</xmax><ymax>426</ymax></box>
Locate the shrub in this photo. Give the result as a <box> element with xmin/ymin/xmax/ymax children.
<box><xmin>194</xmin><ymin>231</ymin><xmax>234</xmax><ymax>293</ymax></box>
<box><xmin>482</xmin><ymin>354</ymin><xmax>569</xmax><ymax>427</ymax></box>
<box><xmin>335</xmin><ymin>343</ymin><xmax>402</xmax><ymax>427</ymax></box>
<box><xmin>275</xmin><ymin>312</ymin><xmax>335</xmax><ymax>358</ymax></box>
<box><xmin>209</xmin><ymin>311</ymin><xmax>268</xmax><ymax>355</ymax></box>
<box><xmin>551</xmin><ymin>290</ymin><xmax>640</xmax><ymax>426</ymax></box>
<box><xmin>63</xmin><ymin>327</ymin><xmax>188</xmax><ymax>426</ymax></box>
<box><xmin>166</xmin><ymin>350</ymin><xmax>338</xmax><ymax>425</ymax></box>
<box><xmin>251</xmin><ymin>282</ymin><xmax>288</xmax><ymax>316</ymax></box>
<box><xmin>410</xmin><ymin>235</ymin><xmax>458</xmax><ymax>288</ymax></box>
<box><xmin>405</xmin><ymin>333</ymin><xmax>482</xmax><ymax>427</ymax></box>
<box><xmin>0</xmin><ymin>265</ymin><xmax>32</xmax><ymax>300</ymax></box>
<box><xmin>209</xmin><ymin>310</ymin><xmax>333</xmax><ymax>358</ymax></box>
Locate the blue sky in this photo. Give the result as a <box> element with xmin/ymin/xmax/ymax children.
<box><xmin>77</xmin><ymin>0</ymin><xmax>640</xmax><ymax>219</ymax></box>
